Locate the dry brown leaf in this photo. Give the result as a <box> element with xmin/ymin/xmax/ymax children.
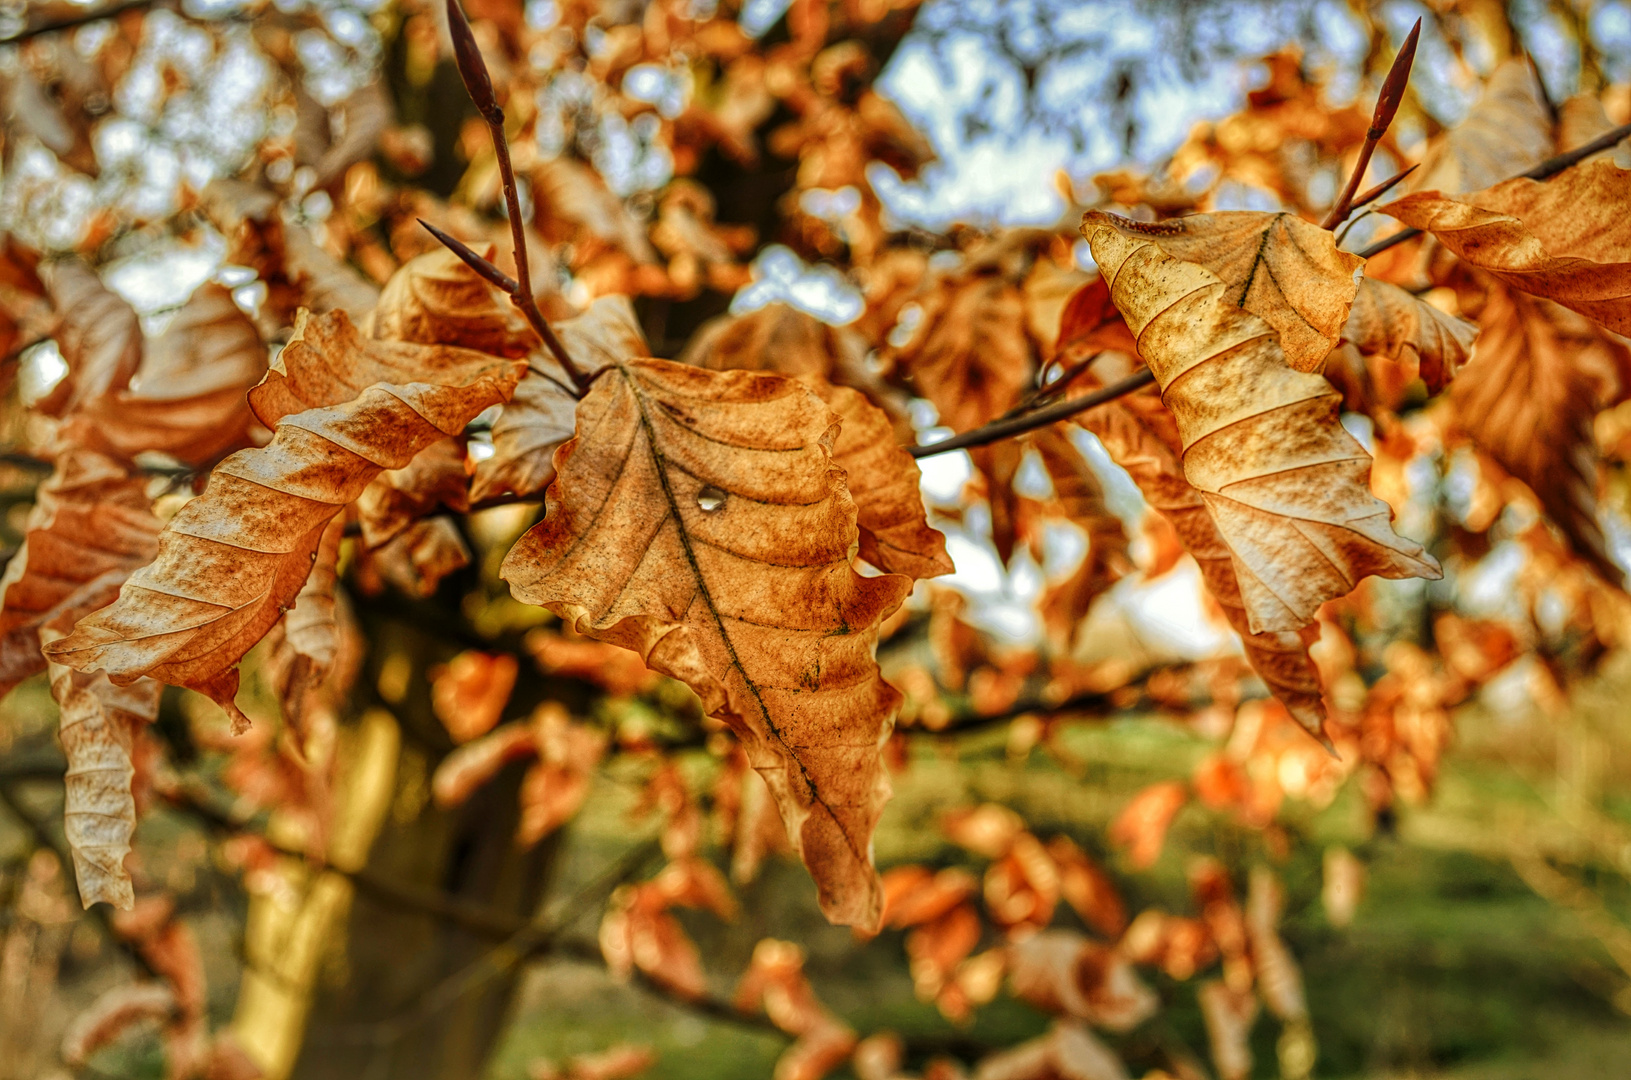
<box><xmin>1383</xmin><ymin>160</ymin><xmax>1631</xmax><ymax>336</ymax></box>
<box><xmin>356</xmin><ymin>438</ymin><xmax>470</xmax><ymax>548</ymax></box>
<box><xmin>501</xmin><ymin>359</ymin><xmax>910</xmax><ymax>929</ymax></box>
<box><xmin>1341</xmin><ymin>278</ymin><xmax>1478</xmax><ymax>395</ymax></box>
<box><xmin>470</xmin><ymin>295</ymin><xmax>649</xmax><ymax>502</ymax></box>
<box><xmin>1246</xmin><ymin>866</ymin><xmax>1307</xmax><ymax>1022</ymax></box>
<box><xmin>431</xmin><ymin>721</ymin><xmax>536</xmax><ymax>808</ymax></box>
<box><xmin>1046</xmin><ymin>836</ymin><xmax>1126</xmax><ymax>939</ymax></box>
<box><xmin>0</xmin><ymin>449</ymin><xmax>161</xmax><ymax>699</ymax></box>
<box><xmin>45</xmin><ymin>642</ymin><xmax>160</xmax><ymax>911</ymax></box>
<box><xmin>368</xmin><ymin>245</ymin><xmax>531</xmax><ymax>357</ymax></box>
<box><xmin>881</xmin><ymin>866</ymin><xmax>979</xmax><ymax>929</ymax></box>
<box><xmin>1032</xmin><ymin>428</ymin><xmax>1131</xmax><ymax>649</ymax></box>
<box><xmin>1198</xmin><ymin>980</ymin><xmax>1258</xmax><ymax>1080</ymax></box>
<box><xmin>523</xmin><ymin>626</ymin><xmax>660</xmax><ymax>696</ymax></box>
<box><xmin>72</xmin><ymin>283</ymin><xmax>269</xmax><ymax>467</ymax></box>
<box><xmin>1409</xmin><ymin>60</ymin><xmax>1552</xmax><ymax>195</ymax></box>
<box><xmin>1107</xmin><ymin>781</ymin><xmax>1187</xmax><ymax>870</ymax></box>
<box><xmin>1451</xmin><ymin>282</ymin><xmax>1618</xmax><ymax>581</ymax></box>
<box><xmin>37</xmin><ymin>259</ymin><xmax>142</xmax><ymax>418</ymax></box>
<box><xmin>1556</xmin><ymin>92</ymin><xmax>1631</xmax><ymax>169</ymax></box>
<box><xmin>1087</xmin><ymin>211</ymin><xmax>1362</xmax><ymax>371</ymax></box>
<box><xmin>1084</xmin><ymin>215</ymin><xmax>1440</xmax><ymax>634</ymax></box>
<box><xmin>1008</xmin><ymin>930</ymin><xmax>1158</xmax><ymax>1031</ymax></box>
<box><xmin>1080</xmin><ymin>397</ymin><xmax>1329</xmax><ymax>738</ymax></box>
<box><xmin>61</xmin><ymin>982</ymin><xmax>176</xmax><ymax>1065</ymax></box>
<box><xmin>46</xmin><ymin>312</ymin><xmax>523</xmax><ymax>730</ymax></box>
<box><xmin>808</xmin><ymin>380</ymin><xmax>950</xmax><ymax>580</ymax></box>
<box><xmin>431</xmin><ymin>650</ymin><xmax>519</xmax><ymax>743</ymax></box>
<box><xmin>735</xmin><ymin>938</ymin><xmax>858</xmax><ymax>1080</ymax></box>
<box><xmin>600</xmin><ymin>881</ymin><xmax>708</xmax><ymax>1000</ymax></box>
<box><xmin>363</xmin><ymin>515</ymin><xmax>473</xmax><ymax>598</ymax></box>
<box><xmin>261</xmin><ymin>518</ymin><xmax>346</xmax><ymax>734</ymax></box>
<box><xmin>906</xmin><ymin>901</ymin><xmax>981</xmax><ymax>999</ymax></box>
<box><xmin>890</xmin><ymin>275</ymin><xmax>1032</xmax><ymax>432</ymax></box>
<box><xmin>517</xmin><ymin>702</ymin><xmax>607</xmax><ymax>846</ymax></box>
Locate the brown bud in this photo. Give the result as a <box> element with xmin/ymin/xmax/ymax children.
<box><xmin>1370</xmin><ymin>18</ymin><xmax>1420</xmax><ymax>139</ymax></box>
<box><xmin>446</xmin><ymin>0</ymin><xmax>500</xmax><ymax>123</ymax></box>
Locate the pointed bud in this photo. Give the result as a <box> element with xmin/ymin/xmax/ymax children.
<box><xmin>1370</xmin><ymin>18</ymin><xmax>1420</xmax><ymax>139</ymax></box>
<box><xmin>446</xmin><ymin>0</ymin><xmax>501</xmax><ymax>123</ymax></box>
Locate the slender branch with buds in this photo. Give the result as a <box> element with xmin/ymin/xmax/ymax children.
<box><xmin>438</xmin><ymin>0</ymin><xmax>587</xmax><ymax>394</ymax></box>
<box><xmin>1323</xmin><ymin>19</ymin><xmax>1421</xmax><ymax>230</ymax></box>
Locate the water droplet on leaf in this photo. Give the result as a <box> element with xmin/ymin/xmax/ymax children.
<box><xmin>696</xmin><ymin>485</ymin><xmax>726</xmax><ymax>513</ymax></box>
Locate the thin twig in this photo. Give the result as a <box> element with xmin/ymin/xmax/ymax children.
<box><xmin>908</xmin><ymin>369</ymin><xmax>1156</xmax><ymax>459</ymax></box>
<box><xmin>1322</xmin><ymin>18</ymin><xmax>1420</xmax><ymax>229</ymax></box>
<box><xmin>441</xmin><ymin>0</ymin><xmax>586</xmax><ymax>393</ymax></box>
<box><xmin>1354</xmin><ymin>120</ymin><xmax>1631</xmax><ymax>259</ymax></box>
<box><xmin>1348</xmin><ymin>163</ymin><xmax>1417</xmax><ymax>213</ymax></box>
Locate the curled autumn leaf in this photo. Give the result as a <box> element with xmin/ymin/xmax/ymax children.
<box><xmin>471</xmin><ymin>295</ymin><xmax>649</xmax><ymax>502</ymax></box>
<box><xmin>808</xmin><ymin>380</ymin><xmax>950</xmax><ymax>581</ymax></box>
<box><xmin>501</xmin><ymin>359</ymin><xmax>910</xmax><ymax>929</ymax></box>
<box><xmin>1080</xmin><ymin>396</ymin><xmax>1328</xmax><ymax>738</ymax></box>
<box><xmin>0</xmin><ymin>448</ymin><xmax>161</xmax><ymax>700</ymax></box>
<box><xmin>1084</xmin><ymin>215</ymin><xmax>1440</xmax><ymax>634</ymax></box>
<box><xmin>45</xmin><ymin>311</ymin><xmax>523</xmax><ymax>730</ymax></box>
<box><xmin>37</xmin><ymin>258</ymin><xmax>142</xmax><ymax>417</ymax></box>
<box><xmin>1341</xmin><ymin>278</ymin><xmax>1478</xmax><ymax>395</ymax></box>
<box><xmin>431</xmin><ymin>650</ymin><xmax>519</xmax><ymax>743</ymax></box>
<box><xmin>1382</xmin><ymin>160</ymin><xmax>1631</xmax><ymax>336</ymax></box>
<box><xmin>71</xmin><ymin>283</ymin><xmax>270</xmax><ymax>467</ymax></box>
<box><xmin>1087</xmin><ymin>210</ymin><xmax>1362</xmax><ymax>371</ymax></box>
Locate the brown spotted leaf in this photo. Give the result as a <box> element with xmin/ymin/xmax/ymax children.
<box><xmin>1382</xmin><ymin>160</ymin><xmax>1631</xmax><ymax>336</ymax></box>
<box><xmin>1088</xmin><ymin>211</ymin><xmax>1362</xmax><ymax>371</ymax></box>
<box><xmin>470</xmin><ymin>296</ymin><xmax>649</xmax><ymax>502</ymax></box>
<box><xmin>45</xmin><ymin>312</ymin><xmax>523</xmax><ymax>730</ymax></box>
<box><xmin>808</xmin><ymin>380</ymin><xmax>950</xmax><ymax>581</ymax></box>
<box><xmin>500</xmin><ymin>359</ymin><xmax>910</xmax><ymax>929</ymax></box>
<box><xmin>1083</xmin><ymin>215</ymin><xmax>1439</xmax><ymax>633</ymax></box>
<box><xmin>1341</xmin><ymin>278</ymin><xmax>1478</xmax><ymax>394</ymax></box>
<box><xmin>1451</xmin><ymin>282</ymin><xmax>1620</xmax><ymax>582</ymax></box>
<box><xmin>0</xmin><ymin>449</ymin><xmax>161</xmax><ymax>699</ymax></box>
<box><xmin>1080</xmin><ymin>396</ymin><xmax>1328</xmax><ymax>739</ymax></box>
<box><xmin>43</xmin><ymin>624</ymin><xmax>161</xmax><ymax>910</ymax></box>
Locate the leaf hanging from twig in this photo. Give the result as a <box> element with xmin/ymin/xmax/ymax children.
<box><xmin>1083</xmin><ymin>215</ymin><xmax>1440</xmax><ymax>634</ymax></box>
<box><xmin>501</xmin><ymin>359</ymin><xmax>910</xmax><ymax>929</ymax></box>
<box><xmin>45</xmin><ymin>312</ymin><xmax>523</xmax><ymax>731</ymax></box>
<box><xmin>1341</xmin><ymin>278</ymin><xmax>1478</xmax><ymax>395</ymax></box>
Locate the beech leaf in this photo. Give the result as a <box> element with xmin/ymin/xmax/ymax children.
<box><xmin>471</xmin><ymin>296</ymin><xmax>649</xmax><ymax>502</ymax></box>
<box><xmin>45</xmin><ymin>312</ymin><xmax>523</xmax><ymax>730</ymax></box>
<box><xmin>1382</xmin><ymin>160</ymin><xmax>1631</xmax><ymax>336</ymax></box>
<box><xmin>1031</xmin><ymin>427</ymin><xmax>1132</xmax><ymax>649</ymax></box>
<box><xmin>1087</xmin><ymin>211</ymin><xmax>1362</xmax><ymax>371</ymax></box>
<box><xmin>1409</xmin><ymin>60</ymin><xmax>1551</xmax><ymax>195</ymax></box>
<box><xmin>1083</xmin><ymin>215</ymin><xmax>1440</xmax><ymax>633</ymax></box>
<box><xmin>0</xmin><ymin>449</ymin><xmax>161</xmax><ymax>699</ymax></box>
<box><xmin>501</xmin><ymin>359</ymin><xmax>911</xmax><ymax>929</ymax></box>
<box><xmin>38</xmin><ymin>259</ymin><xmax>143</xmax><ymax>417</ymax></box>
<box><xmin>1341</xmin><ymin>278</ymin><xmax>1478</xmax><ymax>394</ymax></box>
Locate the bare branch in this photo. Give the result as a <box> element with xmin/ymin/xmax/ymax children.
<box><xmin>908</xmin><ymin>368</ymin><xmax>1156</xmax><ymax>459</ymax></box>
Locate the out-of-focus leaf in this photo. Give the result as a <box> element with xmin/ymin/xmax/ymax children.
<box><xmin>888</xmin><ymin>274</ymin><xmax>1032</xmax><ymax>432</ymax></box>
<box><xmin>362</xmin><ymin>515</ymin><xmax>472</xmax><ymax>598</ymax></box>
<box><xmin>1084</xmin><ymin>216</ymin><xmax>1440</xmax><ymax>634</ymax></box>
<box><xmin>1107</xmin><ymin>780</ymin><xmax>1188</xmax><ymax>870</ymax></box>
<box><xmin>501</xmin><ymin>360</ymin><xmax>910</xmax><ymax>929</ymax></box>
<box><xmin>1008</xmin><ymin>930</ymin><xmax>1158</xmax><ymax>1031</ymax></box>
<box><xmin>60</xmin><ymin>983</ymin><xmax>176</xmax><ymax>1065</ymax></box>
<box><xmin>1383</xmin><ymin>160</ymin><xmax>1631</xmax><ymax>336</ymax></box>
<box><xmin>431</xmin><ymin>650</ymin><xmax>518</xmax><ymax>743</ymax></box>
<box><xmin>0</xmin><ymin>449</ymin><xmax>160</xmax><ymax>700</ymax></box>
<box><xmin>1032</xmin><ymin>427</ymin><xmax>1131</xmax><ymax>649</ymax></box>
<box><xmin>1198</xmin><ymin>980</ymin><xmax>1258</xmax><ymax>1080</ymax></box>
<box><xmin>1409</xmin><ymin>60</ymin><xmax>1551</xmax><ymax>195</ymax></box>
<box><xmin>37</xmin><ymin>259</ymin><xmax>142</xmax><ymax>417</ymax></box>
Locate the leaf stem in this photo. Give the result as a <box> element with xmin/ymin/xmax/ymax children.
<box><xmin>442</xmin><ymin>0</ymin><xmax>586</xmax><ymax>394</ymax></box>
<box><xmin>1322</xmin><ymin>18</ymin><xmax>1420</xmax><ymax>230</ymax></box>
<box><xmin>1354</xmin><ymin>120</ymin><xmax>1631</xmax><ymax>259</ymax></box>
<box><xmin>908</xmin><ymin>368</ymin><xmax>1156</xmax><ymax>459</ymax></box>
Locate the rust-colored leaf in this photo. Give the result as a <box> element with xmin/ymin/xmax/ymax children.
<box><xmin>1088</xmin><ymin>211</ymin><xmax>1362</xmax><ymax>371</ymax></box>
<box><xmin>1451</xmin><ymin>282</ymin><xmax>1619</xmax><ymax>581</ymax></box>
<box><xmin>1084</xmin><ymin>216</ymin><xmax>1440</xmax><ymax>634</ymax></box>
<box><xmin>45</xmin><ymin>311</ymin><xmax>523</xmax><ymax>730</ymax></box>
<box><xmin>517</xmin><ymin>702</ymin><xmax>607</xmax><ymax>846</ymax></box>
<box><xmin>470</xmin><ymin>296</ymin><xmax>649</xmax><ymax>502</ymax></box>
<box><xmin>808</xmin><ymin>380</ymin><xmax>950</xmax><ymax>581</ymax></box>
<box><xmin>0</xmin><ymin>449</ymin><xmax>161</xmax><ymax>699</ymax></box>
<box><xmin>1107</xmin><ymin>780</ymin><xmax>1187</xmax><ymax>870</ymax></box>
<box><xmin>888</xmin><ymin>275</ymin><xmax>1032</xmax><ymax>432</ymax></box>
<box><xmin>72</xmin><ymin>283</ymin><xmax>269</xmax><ymax>467</ymax></box>
<box><xmin>431</xmin><ymin>650</ymin><xmax>519</xmax><ymax>743</ymax></box>
<box><xmin>1045</xmin><ymin>836</ymin><xmax>1126</xmax><ymax>938</ymax></box>
<box><xmin>501</xmin><ymin>359</ymin><xmax>910</xmax><ymax>929</ymax></box>
<box><xmin>357</xmin><ymin>437</ymin><xmax>470</xmax><ymax>548</ymax></box>
<box><xmin>431</xmin><ymin>720</ymin><xmax>536</xmax><ymax>808</ymax></box>
<box><xmin>1383</xmin><ymin>160</ymin><xmax>1631</xmax><ymax>336</ymax></box>
<box><xmin>1341</xmin><ymin>278</ymin><xmax>1478</xmax><ymax>394</ymax></box>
